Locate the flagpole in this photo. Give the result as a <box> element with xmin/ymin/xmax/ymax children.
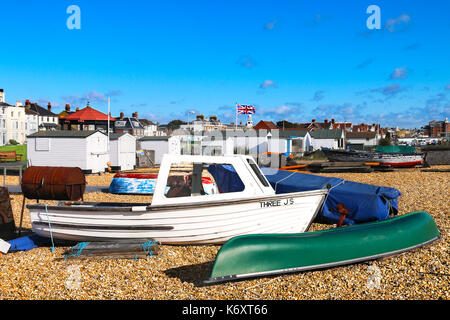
<box><xmin>107</xmin><ymin>96</ymin><xmax>110</xmax><ymax>152</ymax></box>
<box><xmin>235</xmin><ymin>102</ymin><xmax>238</xmax><ymax>130</ymax></box>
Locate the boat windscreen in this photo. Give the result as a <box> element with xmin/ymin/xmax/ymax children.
<box><xmin>246</xmin><ymin>159</ymin><xmax>270</xmax><ymax>187</ymax></box>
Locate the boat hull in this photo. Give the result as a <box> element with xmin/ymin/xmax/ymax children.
<box><xmin>322</xmin><ymin>149</ymin><xmax>424</xmax><ymax>168</ymax></box>
<box><xmin>28</xmin><ymin>189</ymin><xmax>327</xmax><ymax>245</ymax></box>
<box><xmin>205</xmin><ymin>211</ymin><xmax>440</xmax><ymax>284</ymax></box>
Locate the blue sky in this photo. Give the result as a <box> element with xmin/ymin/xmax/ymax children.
<box><xmin>0</xmin><ymin>0</ymin><xmax>449</xmax><ymax>128</ymax></box>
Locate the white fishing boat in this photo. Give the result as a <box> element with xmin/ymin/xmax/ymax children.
<box><xmin>28</xmin><ymin>154</ymin><xmax>328</xmax><ymax>244</ymax></box>
<box><xmin>322</xmin><ymin>149</ymin><xmax>424</xmax><ymax>168</ymax></box>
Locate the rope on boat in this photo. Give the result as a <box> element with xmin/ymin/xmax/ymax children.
<box><xmin>44</xmin><ymin>204</ymin><xmax>56</xmax><ymax>253</ymax></box>
<box><xmin>64</xmin><ymin>242</ymin><xmax>91</xmax><ymax>261</ymax></box>
<box><xmin>141</xmin><ymin>240</ymin><xmax>158</xmax><ymax>258</ymax></box>
<box><xmin>273</xmin><ymin>171</ymin><xmax>297</xmax><ymax>193</ymax></box>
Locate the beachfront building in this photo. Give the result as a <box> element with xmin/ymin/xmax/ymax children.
<box><xmin>180</xmin><ymin>114</ymin><xmax>227</xmax><ymax>132</ymax></box>
<box><xmin>345</xmin><ymin>131</ymin><xmax>378</xmax><ymax>150</ymax></box>
<box><xmin>114</xmin><ymin>112</ymin><xmax>145</xmax><ymax>137</ymax></box>
<box><xmin>59</xmin><ymin>104</ymin><xmax>115</xmax><ymax>132</ymax></box>
<box><xmin>24</xmin><ymin>104</ymin><xmax>39</xmax><ymax>136</ymax></box>
<box><xmin>424</xmin><ymin>119</ymin><xmax>450</xmax><ymax>138</ymax></box>
<box><xmin>0</xmin><ymin>90</ymin><xmax>26</xmax><ymax>145</ymax></box>
<box><xmin>109</xmin><ymin>133</ymin><xmax>137</xmax><ymax>171</ymax></box>
<box><xmin>27</xmin><ymin>130</ymin><xmax>110</xmax><ymax>173</ymax></box>
<box><xmin>24</xmin><ymin>100</ymin><xmax>59</xmax><ymax>132</ymax></box>
<box><xmin>310</xmin><ymin>129</ymin><xmax>345</xmax><ymax>151</ymax></box>
<box><xmin>139</xmin><ymin>118</ymin><xmax>166</xmax><ymax>136</ymax></box>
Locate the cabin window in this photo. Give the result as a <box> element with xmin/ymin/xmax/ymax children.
<box><xmin>246</xmin><ymin>159</ymin><xmax>270</xmax><ymax>187</ymax></box>
<box><xmin>165</xmin><ymin>162</ymin><xmax>245</xmax><ymax>198</ymax></box>
<box><xmin>35</xmin><ymin>138</ymin><xmax>51</xmax><ymax>151</ymax></box>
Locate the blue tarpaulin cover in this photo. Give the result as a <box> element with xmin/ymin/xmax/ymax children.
<box><xmin>207</xmin><ymin>165</ymin><xmax>401</xmax><ymax>225</ymax></box>
<box><xmin>7</xmin><ymin>234</ymin><xmax>49</xmax><ymax>252</ymax></box>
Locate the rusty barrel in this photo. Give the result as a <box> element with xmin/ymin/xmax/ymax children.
<box><xmin>21</xmin><ymin>166</ymin><xmax>86</xmax><ymax>200</ymax></box>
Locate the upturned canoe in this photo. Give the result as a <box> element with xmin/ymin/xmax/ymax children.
<box><xmin>205</xmin><ymin>211</ymin><xmax>440</xmax><ymax>284</ymax></box>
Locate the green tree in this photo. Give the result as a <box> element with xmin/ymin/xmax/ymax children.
<box><xmin>167</xmin><ymin>120</ymin><xmax>187</xmax><ymax>131</ymax></box>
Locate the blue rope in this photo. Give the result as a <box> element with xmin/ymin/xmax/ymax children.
<box><xmin>141</xmin><ymin>240</ymin><xmax>158</xmax><ymax>258</ymax></box>
<box><xmin>44</xmin><ymin>204</ymin><xmax>56</xmax><ymax>253</ymax></box>
<box><xmin>64</xmin><ymin>242</ymin><xmax>90</xmax><ymax>260</ymax></box>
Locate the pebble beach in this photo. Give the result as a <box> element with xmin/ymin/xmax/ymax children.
<box><xmin>0</xmin><ymin>167</ymin><xmax>448</xmax><ymax>300</ymax></box>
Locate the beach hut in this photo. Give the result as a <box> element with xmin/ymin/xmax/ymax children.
<box><xmin>109</xmin><ymin>133</ymin><xmax>136</xmax><ymax>171</ymax></box>
<box><xmin>139</xmin><ymin>136</ymin><xmax>181</xmax><ymax>165</ymax></box>
<box><xmin>27</xmin><ymin>130</ymin><xmax>109</xmax><ymax>173</ymax></box>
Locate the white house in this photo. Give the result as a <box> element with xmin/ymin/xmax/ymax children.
<box><xmin>109</xmin><ymin>133</ymin><xmax>137</xmax><ymax>171</ymax></box>
<box><xmin>277</xmin><ymin>129</ymin><xmax>313</xmax><ymax>155</ymax></box>
<box><xmin>0</xmin><ymin>89</ymin><xmax>26</xmax><ymax>145</ymax></box>
<box><xmin>25</xmin><ymin>104</ymin><xmax>39</xmax><ymax>136</ymax></box>
<box><xmin>310</xmin><ymin>129</ymin><xmax>345</xmax><ymax>151</ymax></box>
<box><xmin>27</xmin><ymin>130</ymin><xmax>109</xmax><ymax>173</ymax></box>
<box><xmin>180</xmin><ymin>114</ymin><xmax>227</xmax><ymax>131</ymax></box>
<box><xmin>345</xmin><ymin>131</ymin><xmax>378</xmax><ymax>149</ymax></box>
<box><xmin>24</xmin><ymin>100</ymin><xmax>59</xmax><ymax>132</ymax></box>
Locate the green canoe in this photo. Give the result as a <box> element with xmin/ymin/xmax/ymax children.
<box><xmin>205</xmin><ymin>211</ymin><xmax>440</xmax><ymax>284</ymax></box>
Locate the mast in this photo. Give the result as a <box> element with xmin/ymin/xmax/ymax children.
<box><xmin>107</xmin><ymin>96</ymin><xmax>110</xmax><ymax>152</ymax></box>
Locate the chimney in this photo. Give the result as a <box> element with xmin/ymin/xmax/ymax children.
<box><xmin>120</xmin><ymin>112</ymin><xmax>124</xmax><ymax>119</ymax></box>
<box><xmin>311</xmin><ymin>119</ymin><xmax>316</xmax><ymax>123</ymax></box>
<box><xmin>197</xmin><ymin>114</ymin><xmax>204</xmax><ymax>121</ymax></box>
<box><xmin>134</xmin><ymin>111</ymin><xmax>138</xmax><ymax>119</ymax></box>
<box><xmin>65</xmin><ymin>104</ymin><xmax>70</xmax><ymax>111</ymax></box>
<box><xmin>47</xmin><ymin>102</ymin><xmax>52</xmax><ymax>112</ymax></box>
<box><xmin>0</xmin><ymin>89</ymin><xmax>4</xmax><ymax>103</ymax></box>
<box><xmin>25</xmin><ymin>99</ymin><xmax>31</xmax><ymax>107</ymax></box>
<box><xmin>16</xmin><ymin>101</ymin><xmax>23</xmax><ymax>107</ymax></box>
<box><xmin>76</xmin><ymin>107</ymin><xmax>80</xmax><ymax>111</ymax></box>
<box><xmin>331</xmin><ymin>118</ymin><xmax>335</xmax><ymax>124</ymax></box>
<box><xmin>324</xmin><ymin>119</ymin><xmax>328</xmax><ymax>123</ymax></box>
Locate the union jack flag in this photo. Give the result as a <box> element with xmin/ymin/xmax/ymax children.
<box><xmin>237</xmin><ymin>104</ymin><xmax>256</xmax><ymax>114</ymax></box>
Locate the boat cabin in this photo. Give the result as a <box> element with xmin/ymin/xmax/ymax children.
<box><xmin>151</xmin><ymin>154</ymin><xmax>275</xmax><ymax>206</ymax></box>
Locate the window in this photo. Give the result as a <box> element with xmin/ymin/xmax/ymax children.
<box><xmin>247</xmin><ymin>159</ymin><xmax>270</xmax><ymax>187</ymax></box>
<box><xmin>35</xmin><ymin>138</ymin><xmax>51</xmax><ymax>151</ymax></box>
<box><xmin>165</xmin><ymin>162</ymin><xmax>244</xmax><ymax>198</ymax></box>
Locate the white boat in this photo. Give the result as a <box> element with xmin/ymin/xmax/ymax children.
<box><xmin>322</xmin><ymin>149</ymin><xmax>424</xmax><ymax>168</ymax></box>
<box><xmin>28</xmin><ymin>154</ymin><xmax>327</xmax><ymax>244</ymax></box>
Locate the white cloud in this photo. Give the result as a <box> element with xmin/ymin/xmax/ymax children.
<box><xmin>259</xmin><ymin>80</ymin><xmax>277</xmax><ymax>89</ymax></box>
<box><xmin>264</xmin><ymin>20</ymin><xmax>277</xmax><ymax>30</ymax></box>
<box><xmin>385</xmin><ymin>14</ymin><xmax>411</xmax><ymax>32</ymax></box>
<box><xmin>390</xmin><ymin>67</ymin><xmax>409</xmax><ymax>80</ymax></box>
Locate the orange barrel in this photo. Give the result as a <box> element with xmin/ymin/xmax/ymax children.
<box><xmin>21</xmin><ymin>166</ymin><xmax>86</xmax><ymax>200</ymax></box>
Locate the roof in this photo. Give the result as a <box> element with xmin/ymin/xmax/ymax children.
<box><xmin>27</xmin><ymin>103</ymin><xmax>58</xmax><ymax>117</ymax></box>
<box><xmin>62</xmin><ymin>106</ymin><xmax>116</xmax><ymax>121</ymax></box>
<box><xmin>0</xmin><ymin>102</ymin><xmax>12</xmax><ymax>107</ymax></box>
<box><xmin>278</xmin><ymin>129</ymin><xmax>309</xmax><ymax>138</ymax></box>
<box><xmin>27</xmin><ymin>130</ymin><xmax>106</xmax><ymax>138</ymax></box>
<box><xmin>310</xmin><ymin>129</ymin><xmax>343</xmax><ymax>139</ymax></box>
<box><xmin>253</xmin><ymin>120</ymin><xmax>278</xmax><ymax>130</ymax></box>
<box><xmin>109</xmin><ymin>132</ymin><xmax>136</xmax><ymax>140</ymax></box>
<box><xmin>25</xmin><ymin>108</ymin><xmax>39</xmax><ymax>115</ymax></box>
<box><xmin>346</xmin><ymin>131</ymin><xmax>377</xmax><ymax>139</ymax></box>
<box><xmin>114</xmin><ymin>117</ymin><xmax>144</xmax><ymax>129</ymax></box>
<box><xmin>139</xmin><ymin>136</ymin><xmax>170</xmax><ymax>141</ymax></box>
